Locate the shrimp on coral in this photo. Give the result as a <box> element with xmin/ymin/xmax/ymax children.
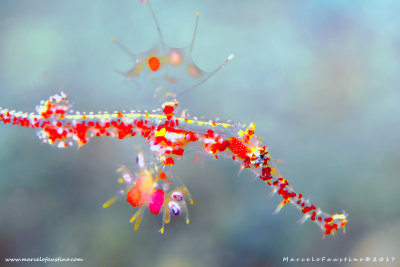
<box><xmin>103</xmin><ymin>152</ymin><xmax>193</xmax><ymax>233</ymax></box>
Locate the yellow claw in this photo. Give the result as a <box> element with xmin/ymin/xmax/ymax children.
<box><xmin>134</xmin><ymin>215</ymin><xmax>142</xmax><ymax>231</ymax></box>
<box><xmin>103</xmin><ymin>197</ymin><xmax>118</xmax><ymax>208</ymax></box>
<box><xmin>129</xmin><ymin>207</ymin><xmax>144</xmax><ymax>224</ymax></box>
<box><xmin>165</xmin><ymin>208</ymin><xmax>171</xmax><ymax>224</ymax></box>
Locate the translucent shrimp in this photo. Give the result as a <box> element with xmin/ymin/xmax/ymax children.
<box><xmin>113</xmin><ymin>0</ymin><xmax>234</xmax><ymax>100</ymax></box>
<box><xmin>103</xmin><ymin>152</ymin><xmax>193</xmax><ymax>232</ymax></box>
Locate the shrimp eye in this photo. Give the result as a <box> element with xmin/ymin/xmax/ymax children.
<box><xmin>171</xmin><ymin>191</ymin><xmax>183</xmax><ymax>201</ymax></box>
<box><xmin>168</xmin><ymin>201</ymin><xmax>181</xmax><ymax>216</ymax></box>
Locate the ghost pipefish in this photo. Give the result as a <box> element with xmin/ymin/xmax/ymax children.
<box><xmin>0</xmin><ymin>0</ymin><xmax>347</xmax><ymax>236</ymax></box>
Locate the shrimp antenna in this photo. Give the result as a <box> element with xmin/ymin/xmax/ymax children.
<box><xmin>111</xmin><ymin>38</ymin><xmax>137</xmax><ymax>60</ymax></box>
<box><xmin>178</xmin><ymin>11</ymin><xmax>234</xmax><ymax>98</ymax></box>
<box><xmin>177</xmin><ymin>54</ymin><xmax>234</xmax><ymax>98</ymax></box>
<box><xmin>189</xmin><ymin>11</ymin><xmax>199</xmax><ymax>56</ymax></box>
<box><xmin>114</xmin><ymin>68</ymin><xmax>154</xmax><ymax>96</ymax></box>
<box><xmin>111</xmin><ymin>38</ymin><xmax>154</xmax><ymax>95</ymax></box>
<box><xmin>143</xmin><ymin>0</ymin><xmax>166</xmax><ymax>52</ymax></box>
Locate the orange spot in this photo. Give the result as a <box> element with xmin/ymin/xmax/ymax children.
<box><xmin>163</xmin><ymin>157</ymin><xmax>175</xmax><ymax>166</ymax></box>
<box><xmin>148</xmin><ymin>56</ymin><xmax>161</xmax><ymax>72</ymax></box>
<box><xmin>159</xmin><ymin>171</ymin><xmax>167</xmax><ymax>180</ymax></box>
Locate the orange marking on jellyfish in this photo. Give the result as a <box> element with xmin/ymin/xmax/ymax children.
<box><xmin>169</xmin><ymin>51</ymin><xmax>182</xmax><ymax>65</ymax></box>
<box><xmin>148</xmin><ymin>56</ymin><xmax>161</xmax><ymax>72</ymax></box>
<box><xmin>187</xmin><ymin>64</ymin><xmax>201</xmax><ymax>78</ymax></box>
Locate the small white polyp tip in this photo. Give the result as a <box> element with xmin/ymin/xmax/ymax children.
<box><xmin>228</xmin><ymin>54</ymin><xmax>234</xmax><ymax>60</ymax></box>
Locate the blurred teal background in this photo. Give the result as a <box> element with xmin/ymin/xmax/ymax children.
<box><xmin>1</xmin><ymin>0</ymin><xmax>399</xmax><ymax>266</ymax></box>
